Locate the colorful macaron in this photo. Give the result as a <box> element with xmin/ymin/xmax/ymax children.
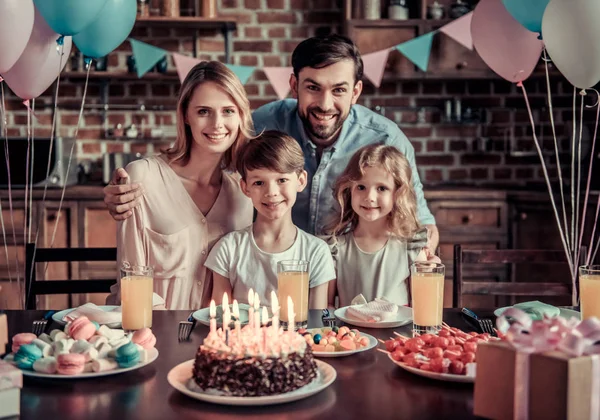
<box><xmin>14</xmin><ymin>343</ymin><xmax>43</xmax><ymax>370</ymax></box>
<box><xmin>132</xmin><ymin>328</ymin><xmax>156</xmax><ymax>350</ymax></box>
<box><xmin>115</xmin><ymin>342</ymin><xmax>140</xmax><ymax>368</ymax></box>
<box><xmin>11</xmin><ymin>332</ymin><xmax>37</xmax><ymax>354</ymax></box>
<box><xmin>68</xmin><ymin>316</ymin><xmax>96</xmax><ymax>341</ymax></box>
<box><xmin>56</xmin><ymin>353</ymin><xmax>86</xmax><ymax>375</ymax></box>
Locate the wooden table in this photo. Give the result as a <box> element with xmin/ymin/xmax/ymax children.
<box><xmin>3</xmin><ymin>309</ymin><xmax>490</xmax><ymax>420</ymax></box>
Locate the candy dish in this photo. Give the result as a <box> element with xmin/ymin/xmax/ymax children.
<box><xmin>301</xmin><ymin>327</ymin><xmax>377</xmax><ymax>358</ymax></box>
<box><xmin>167</xmin><ymin>359</ymin><xmax>336</xmax><ymax>406</ymax></box>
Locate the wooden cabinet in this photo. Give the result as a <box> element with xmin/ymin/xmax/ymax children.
<box><xmin>0</xmin><ymin>204</ymin><xmax>28</xmax><ymax>309</ymax></box>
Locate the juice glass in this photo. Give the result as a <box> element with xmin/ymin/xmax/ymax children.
<box><xmin>579</xmin><ymin>265</ymin><xmax>600</xmax><ymax>320</ymax></box>
<box><xmin>411</xmin><ymin>261</ymin><xmax>445</xmax><ymax>335</ymax></box>
<box><xmin>277</xmin><ymin>260</ymin><xmax>309</xmax><ymax>329</ymax></box>
<box><xmin>120</xmin><ymin>262</ymin><xmax>153</xmax><ymax>331</ymax></box>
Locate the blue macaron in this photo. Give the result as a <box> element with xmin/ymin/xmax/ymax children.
<box><xmin>14</xmin><ymin>343</ymin><xmax>43</xmax><ymax>370</ymax></box>
<box><xmin>115</xmin><ymin>342</ymin><xmax>140</xmax><ymax>368</ymax></box>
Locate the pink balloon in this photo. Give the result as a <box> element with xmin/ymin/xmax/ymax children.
<box><xmin>471</xmin><ymin>0</ymin><xmax>544</xmax><ymax>83</ymax></box>
<box><xmin>0</xmin><ymin>0</ymin><xmax>35</xmax><ymax>73</ymax></box>
<box><xmin>1</xmin><ymin>8</ymin><xmax>71</xmax><ymax>100</ymax></box>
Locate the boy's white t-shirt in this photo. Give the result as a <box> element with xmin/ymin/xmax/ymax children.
<box><xmin>205</xmin><ymin>225</ymin><xmax>336</xmax><ymax>306</ymax></box>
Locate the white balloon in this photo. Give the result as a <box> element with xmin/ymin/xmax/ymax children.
<box><xmin>542</xmin><ymin>0</ymin><xmax>600</xmax><ymax>88</ymax></box>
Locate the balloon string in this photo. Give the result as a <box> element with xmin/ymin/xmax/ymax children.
<box><xmin>573</xmin><ymin>92</ymin><xmax>584</xmax><ymax>278</ymax></box>
<box><xmin>518</xmin><ymin>81</ymin><xmax>576</xmax><ymax>303</ymax></box>
<box><xmin>23</xmin><ymin>102</ymin><xmax>31</xmax><ymax>248</ymax></box>
<box><xmin>571</xmin><ymin>87</ymin><xmax>576</xmax><ymax>267</ymax></box>
<box><xmin>28</xmin><ymin>41</ymin><xmax>65</xmax><ymax>309</ymax></box>
<box><xmin>579</xmin><ymin>89</ymin><xmax>600</xmax><ymax>266</ymax></box>
<box><xmin>0</xmin><ymin>80</ymin><xmax>12</xmax><ymax>285</ymax></box>
<box><xmin>543</xmin><ymin>49</ymin><xmax>570</xmax><ymax>254</ymax></box>
<box><xmin>29</xmin><ymin>99</ymin><xmax>35</xmax><ymax>243</ymax></box>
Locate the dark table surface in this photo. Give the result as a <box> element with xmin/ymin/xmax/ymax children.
<box><xmin>2</xmin><ymin>309</ymin><xmax>495</xmax><ymax>420</ymax></box>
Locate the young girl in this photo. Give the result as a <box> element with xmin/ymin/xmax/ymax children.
<box><xmin>324</xmin><ymin>144</ymin><xmax>439</xmax><ymax>308</ymax></box>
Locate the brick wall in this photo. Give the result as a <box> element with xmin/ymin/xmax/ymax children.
<box><xmin>1</xmin><ymin>0</ymin><xmax>592</xmax><ymax>186</ymax></box>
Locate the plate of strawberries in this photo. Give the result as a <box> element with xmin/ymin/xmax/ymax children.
<box><xmin>382</xmin><ymin>324</ymin><xmax>499</xmax><ymax>383</ymax></box>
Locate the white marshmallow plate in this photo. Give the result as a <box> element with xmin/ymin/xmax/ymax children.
<box><xmin>308</xmin><ymin>329</ymin><xmax>378</xmax><ymax>358</ymax></box>
<box><xmin>494</xmin><ymin>306</ymin><xmax>580</xmax><ymax>321</ymax></box>
<box><xmin>167</xmin><ymin>359</ymin><xmax>336</xmax><ymax>406</ymax></box>
<box><xmin>192</xmin><ymin>303</ymin><xmax>252</xmax><ymax>327</ymax></box>
<box><xmin>52</xmin><ymin>306</ymin><xmax>122</xmax><ymax>328</ymax></box>
<box><xmin>388</xmin><ymin>353</ymin><xmax>474</xmax><ymax>384</ymax></box>
<box><xmin>334</xmin><ymin>305</ymin><xmax>413</xmax><ymax>329</ymax></box>
<box><xmin>18</xmin><ymin>348</ymin><xmax>158</xmax><ymax>379</ymax></box>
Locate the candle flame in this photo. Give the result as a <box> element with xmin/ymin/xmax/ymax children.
<box><xmin>222</xmin><ymin>292</ymin><xmax>229</xmax><ymax>309</ymax></box>
<box><xmin>254</xmin><ymin>292</ymin><xmax>260</xmax><ymax>310</ymax></box>
<box><xmin>232</xmin><ymin>299</ymin><xmax>240</xmax><ymax>317</ymax></box>
<box><xmin>248</xmin><ymin>288</ymin><xmax>254</xmax><ymax>305</ymax></box>
<box><xmin>209</xmin><ymin>300</ymin><xmax>216</xmax><ymax>318</ymax></box>
<box><xmin>262</xmin><ymin>306</ymin><xmax>268</xmax><ymax>325</ymax></box>
<box><xmin>271</xmin><ymin>290</ymin><xmax>279</xmax><ymax>311</ymax></box>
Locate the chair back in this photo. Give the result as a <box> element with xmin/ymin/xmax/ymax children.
<box><xmin>25</xmin><ymin>243</ymin><xmax>117</xmax><ymax>310</ymax></box>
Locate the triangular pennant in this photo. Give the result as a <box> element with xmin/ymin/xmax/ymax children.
<box><xmin>439</xmin><ymin>12</ymin><xmax>473</xmax><ymax>50</ymax></box>
<box><xmin>362</xmin><ymin>49</ymin><xmax>391</xmax><ymax>88</ymax></box>
<box><xmin>395</xmin><ymin>32</ymin><xmax>436</xmax><ymax>72</ymax></box>
<box><xmin>263</xmin><ymin>67</ymin><xmax>293</xmax><ymax>100</ymax></box>
<box><xmin>172</xmin><ymin>53</ymin><xmax>202</xmax><ymax>83</ymax></box>
<box><xmin>226</xmin><ymin>64</ymin><xmax>255</xmax><ymax>85</ymax></box>
<box><xmin>129</xmin><ymin>38</ymin><xmax>167</xmax><ymax>78</ymax></box>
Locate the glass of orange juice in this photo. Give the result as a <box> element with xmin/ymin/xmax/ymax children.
<box><xmin>579</xmin><ymin>265</ymin><xmax>600</xmax><ymax>320</ymax></box>
<box><xmin>120</xmin><ymin>262</ymin><xmax>153</xmax><ymax>331</ymax></box>
<box><xmin>411</xmin><ymin>261</ymin><xmax>445</xmax><ymax>335</ymax></box>
<box><xmin>277</xmin><ymin>260</ymin><xmax>309</xmax><ymax>330</ymax></box>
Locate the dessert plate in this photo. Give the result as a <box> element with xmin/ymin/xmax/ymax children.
<box><xmin>13</xmin><ymin>348</ymin><xmax>158</xmax><ymax>379</ymax></box>
<box><xmin>493</xmin><ymin>306</ymin><xmax>580</xmax><ymax>321</ymax></box>
<box><xmin>387</xmin><ymin>353</ymin><xmax>474</xmax><ymax>384</ymax></box>
<box><xmin>309</xmin><ymin>330</ymin><xmax>378</xmax><ymax>358</ymax></box>
<box><xmin>334</xmin><ymin>305</ymin><xmax>413</xmax><ymax>329</ymax></box>
<box><xmin>52</xmin><ymin>306</ymin><xmax>121</xmax><ymax>328</ymax></box>
<box><xmin>192</xmin><ymin>303</ymin><xmax>252</xmax><ymax>327</ymax></box>
<box><xmin>167</xmin><ymin>359</ymin><xmax>336</xmax><ymax>406</ymax></box>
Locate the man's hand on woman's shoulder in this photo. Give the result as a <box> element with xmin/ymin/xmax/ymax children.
<box><xmin>103</xmin><ymin>167</ymin><xmax>143</xmax><ymax>221</ymax></box>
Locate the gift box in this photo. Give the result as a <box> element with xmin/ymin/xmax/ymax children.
<box><xmin>0</xmin><ymin>361</ymin><xmax>22</xmax><ymax>419</ymax></box>
<box><xmin>0</xmin><ymin>314</ymin><xmax>6</xmax><ymax>356</ymax></box>
<box><xmin>474</xmin><ymin>308</ymin><xmax>600</xmax><ymax>420</ymax></box>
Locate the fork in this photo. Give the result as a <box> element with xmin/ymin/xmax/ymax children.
<box><xmin>178</xmin><ymin>312</ymin><xmax>196</xmax><ymax>341</ymax></box>
<box><xmin>461</xmin><ymin>308</ymin><xmax>498</xmax><ymax>337</ymax></box>
<box><xmin>322</xmin><ymin>308</ymin><xmax>336</xmax><ymax>328</ymax></box>
<box><xmin>31</xmin><ymin>311</ymin><xmax>55</xmax><ymax>336</ymax></box>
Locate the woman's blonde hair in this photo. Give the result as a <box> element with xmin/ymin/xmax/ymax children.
<box><xmin>162</xmin><ymin>61</ymin><xmax>254</xmax><ymax>170</ymax></box>
<box><xmin>325</xmin><ymin>144</ymin><xmax>420</xmax><ymax>239</ymax></box>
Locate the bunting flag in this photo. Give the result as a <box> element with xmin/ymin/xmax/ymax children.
<box><xmin>439</xmin><ymin>12</ymin><xmax>474</xmax><ymax>50</ymax></box>
<box><xmin>395</xmin><ymin>32</ymin><xmax>436</xmax><ymax>72</ymax></box>
<box><xmin>172</xmin><ymin>53</ymin><xmax>201</xmax><ymax>83</ymax></box>
<box><xmin>226</xmin><ymin>64</ymin><xmax>256</xmax><ymax>85</ymax></box>
<box><xmin>129</xmin><ymin>38</ymin><xmax>167</xmax><ymax>78</ymax></box>
<box><xmin>362</xmin><ymin>48</ymin><xmax>391</xmax><ymax>88</ymax></box>
<box><xmin>263</xmin><ymin>67</ymin><xmax>293</xmax><ymax>100</ymax></box>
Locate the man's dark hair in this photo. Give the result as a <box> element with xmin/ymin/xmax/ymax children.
<box><xmin>291</xmin><ymin>34</ymin><xmax>363</xmax><ymax>84</ymax></box>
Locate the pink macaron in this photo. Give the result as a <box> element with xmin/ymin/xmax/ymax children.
<box><xmin>56</xmin><ymin>353</ymin><xmax>86</xmax><ymax>375</ymax></box>
<box><xmin>68</xmin><ymin>316</ymin><xmax>96</xmax><ymax>341</ymax></box>
<box><xmin>12</xmin><ymin>332</ymin><xmax>37</xmax><ymax>354</ymax></box>
<box><xmin>132</xmin><ymin>328</ymin><xmax>156</xmax><ymax>349</ymax></box>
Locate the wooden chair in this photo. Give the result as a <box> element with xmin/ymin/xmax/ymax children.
<box><xmin>452</xmin><ymin>244</ymin><xmax>586</xmax><ymax>308</ymax></box>
<box><xmin>25</xmin><ymin>243</ymin><xmax>117</xmax><ymax>310</ymax></box>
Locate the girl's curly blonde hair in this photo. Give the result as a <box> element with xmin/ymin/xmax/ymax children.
<box><xmin>324</xmin><ymin>144</ymin><xmax>420</xmax><ymax>239</ymax></box>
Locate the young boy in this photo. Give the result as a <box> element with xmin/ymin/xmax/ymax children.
<box><xmin>205</xmin><ymin>130</ymin><xmax>335</xmax><ymax>309</ymax></box>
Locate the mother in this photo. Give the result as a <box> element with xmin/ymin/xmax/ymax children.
<box><xmin>107</xmin><ymin>61</ymin><xmax>254</xmax><ymax>310</ymax></box>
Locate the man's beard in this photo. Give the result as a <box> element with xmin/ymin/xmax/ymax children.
<box><xmin>299</xmin><ymin>106</ymin><xmax>346</xmax><ymax>142</ymax></box>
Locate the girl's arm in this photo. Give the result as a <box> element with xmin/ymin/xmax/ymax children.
<box><xmin>327</xmin><ymin>279</ymin><xmax>338</xmax><ymax>309</ymax></box>
<box><xmin>309</xmin><ymin>281</ymin><xmax>331</xmax><ymax>310</ymax></box>
<box><xmin>211</xmin><ymin>272</ymin><xmax>233</xmax><ymax>303</ymax></box>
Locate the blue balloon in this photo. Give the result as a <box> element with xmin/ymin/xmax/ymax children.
<box><xmin>502</xmin><ymin>0</ymin><xmax>550</xmax><ymax>33</ymax></box>
<box><xmin>73</xmin><ymin>0</ymin><xmax>137</xmax><ymax>58</ymax></box>
<box><xmin>33</xmin><ymin>0</ymin><xmax>108</xmax><ymax>36</ymax></box>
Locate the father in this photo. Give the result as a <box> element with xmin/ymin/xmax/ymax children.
<box><xmin>103</xmin><ymin>34</ymin><xmax>439</xmax><ymax>248</ymax></box>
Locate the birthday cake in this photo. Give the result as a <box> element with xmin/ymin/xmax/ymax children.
<box><xmin>192</xmin><ymin>323</ymin><xmax>317</xmax><ymax>397</ymax></box>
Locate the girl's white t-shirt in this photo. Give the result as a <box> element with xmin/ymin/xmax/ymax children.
<box><xmin>205</xmin><ymin>225</ymin><xmax>336</xmax><ymax>306</ymax></box>
<box><xmin>328</xmin><ymin>228</ymin><xmax>428</xmax><ymax>307</ymax></box>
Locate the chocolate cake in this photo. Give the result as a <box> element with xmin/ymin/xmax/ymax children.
<box><xmin>192</xmin><ymin>325</ymin><xmax>318</xmax><ymax>397</ymax></box>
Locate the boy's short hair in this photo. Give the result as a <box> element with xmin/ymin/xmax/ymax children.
<box><xmin>236</xmin><ymin>130</ymin><xmax>305</xmax><ymax>180</ymax></box>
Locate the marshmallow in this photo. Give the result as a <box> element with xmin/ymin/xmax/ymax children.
<box><xmin>71</xmin><ymin>340</ymin><xmax>99</xmax><ymax>362</ymax></box>
<box><xmin>52</xmin><ymin>338</ymin><xmax>74</xmax><ymax>355</ymax></box>
<box><xmin>138</xmin><ymin>349</ymin><xmax>149</xmax><ymax>363</ymax></box>
<box><xmin>83</xmin><ymin>361</ymin><xmax>94</xmax><ymax>373</ymax></box>
<box><xmin>92</xmin><ymin>358</ymin><xmax>118</xmax><ymax>372</ymax></box>
<box><xmin>37</xmin><ymin>333</ymin><xmax>53</xmax><ymax>345</ymax></box>
<box><xmin>96</xmin><ymin>343</ymin><xmax>112</xmax><ymax>359</ymax></box>
<box><xmin>33</xmin><ymin>357</ymin><xmax>57</xmax><ymax>374</ymax></box>
<box><xmin>31</xmin><ymin>338</ymin><xmax>53</xmax><ymax>357</ymax></box>
<box><xmin>134</xmin><ymin>344</ymin><xmax>145</xmax><ymax>352</ymax></box>
<box><xmin>50</xmin><ymin>330</ymin><xmax>67</xmax><ymax>342</ymax></box>
<box><xmin>98</xmin><ymin>325</ymin><xmax>124</xmax><ymax>340</ymax></box>
<box><xmin>89</xmin><ymin>336</ymin><xmax>108</xmax><ymax>347</ymax></box>
<box><xmin>108</xmin><ymin>337</ymin><xmax>130</xmax><ymax>350</ymax></box>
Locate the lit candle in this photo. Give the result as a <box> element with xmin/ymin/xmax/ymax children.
<box><xmin>287</xmin><ymin>296</ymin><xmax>295</xmax><ymax>333</ymax></box>
<box><xmin>271</xmin><ymin>290</ymin><xmax>279</xmax><ymax>334</ymax></box>
<box><xmin>254</xmin><ymin>292</ymin><xmax>260</xmax><ymax>333</ymax></box>
<box><xmin>232</xmin><ymin>299</ymin><xmax>241</xmax><ymax>338</ymax></box>
<box><xmin>222</xmin><ymin>293</ymin><xmax>229</xmax><ymax>311</ymax></box>
<box><xmin>209</xmin><ymin>300</ymin><xmax>217</xmax><ymax>334</ymax></box>
<box><xmin>248</xmin><ymin>289</ymin><xmax>254</xmax><ymax>330</ymax></box>
<box><xmin>262</xmin><ymin>306</ymin><xmax>268</xmax><ymax>353</ymax></box>
<box><xmin>223</xmin><ymin>306</ymin><xmax>231</xmax><ymax>335</ymax></box>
